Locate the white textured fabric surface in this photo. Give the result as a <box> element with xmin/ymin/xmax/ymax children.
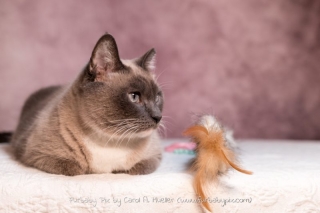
<box><xmin>1</xmin><ymin>140</ymin><xmax>320</xmax><ymax>213</ymax></box>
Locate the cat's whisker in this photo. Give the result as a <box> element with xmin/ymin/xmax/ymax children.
<box><xmin>158</xmin><ymin>122</ymin><xmax>167</xmax><ymax>137</ymax></box>
<box><xmin>158</xmin><ymin>82</ymin><xmax>173</xmax><ymax>90</ymax></box>
<box><xmin>117</xmin><ymin>126</ymin><xmax>134</xmax><ymax>146</ymax></box>
<box><xmin>162</xmin><ymin>115</ymin><xmax>174</xmax><ymax>121</ymax></box>
<box><xmin>117</xmin><ymin>125</ymin><xmax>138</xmax><ymax>147</ymax></box>
<box><xmin>160</xmin><ymin>121</ymin><xmax>173</xmax><ymax>135</ymax></box>
<box><xmin>99</xmin><ymin>118</ymin><xmax>138</xmax><ymax>126</ymax></box>
<box><xmin>103</xmin><ymin>125</ymin><xmax>128</xmax><ymax>147</ymax></box>
<box><xmin>158</xmin><ymin>80</ymin><xmax>173</xmax><ymax>86</ymax></box>
<box><xmin>159</xmin><ymin>122</ymin><xmax>166</xmax><ymax>130</ymax></box>
<box><xmin>124</xmin><ymin>126</ymin><xmax>140</xmax><ymax>145</ymax></box>
<box><xmin>154</xmin><ymin>70</ymin><xmax>165</xmax><ymax>81</ymax></box>
<box><xmin>160</xmin><ymin>119</ymin><xmax>173</xmax><ymax>128</ymax></box>
<box><xmin>155</xmin><ymin>66</ymin><xmax>170</xmax><ymax>81</ymax></box>
<box><xmin>157</xmin><ymin>128</ymin><xmax>164</xmax><ymax>137</ymax></box>
<box><xmin>107</xmin><ymin>118</ymin><xmax>138</xmax><ymax>124</ymax></box>
<box><xmin>125</xmin><ymin>127</ymin><xmax>140</xmax><ymax>147</ymax></box>
<box><xmin>99</xmin><ymin>123</ymin><xmax>123</xmax><ymax>132</ymax></box>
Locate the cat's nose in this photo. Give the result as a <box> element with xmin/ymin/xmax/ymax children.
<box><xmin>149</xmin><ymin>106</ymin><xmax>162</xmax><ymax>124</ymax></box>
<box><xmin>152</xmin><ymin>115</ymin><xmax>162</xmax><ymax>124</ymax></box>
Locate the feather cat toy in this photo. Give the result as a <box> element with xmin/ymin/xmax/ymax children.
<box><xmin>184</xmin><ymin>115</ymin><xmax>252</xmax><ymax>212</ymax></box>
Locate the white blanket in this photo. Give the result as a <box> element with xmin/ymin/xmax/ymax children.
<box><xmin>1</xmin><ymin>140</ymin><xmax>320</xmax><ymax>213</ymax></box>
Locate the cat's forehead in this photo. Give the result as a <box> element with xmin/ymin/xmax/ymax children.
<box><xmin>121</xmin><ymin>59</ymin><xmax>149</xmax><ymax>74</ymax></box>
<box><xmin>128</xmin><ymin>75</ymin><xmax>159</xmax><ymax>93</ymax></box>
<box><xmin>120</xmin><ymin>59</ymin><xmax>160</xmax><ymax>93</ymax></box>
<box><xmin>121</xmin><ymin>60</ymin><xmax>155</xmax><ymax>79</ymax></box>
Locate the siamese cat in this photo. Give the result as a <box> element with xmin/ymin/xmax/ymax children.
<box><xmin>10</xmin><ymin>34</ymin><xmax>163</xmax><ymax>176</ymax></box>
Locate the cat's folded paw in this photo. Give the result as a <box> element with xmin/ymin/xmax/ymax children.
<box><xmin>128</xmin><ymin>157</ymin><xmax>161</xmax><ymax>175</ymax></box>
<box><xmin>29</xmin><ymin>157</ymin><xmax>87</xmax><ymax>176</ymax></box>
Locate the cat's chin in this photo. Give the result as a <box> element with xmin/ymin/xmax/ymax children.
<box><xmin>133</xmin><ymin>129</ymin><xmax>154</xmax><ymax>138</ymax></box>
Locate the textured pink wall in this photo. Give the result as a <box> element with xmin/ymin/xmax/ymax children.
<box><xmin>1</xmin><ymin>0</ymin><xmax>320</xmax><ymax>139</ymax></box>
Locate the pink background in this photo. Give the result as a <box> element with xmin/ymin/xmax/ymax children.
<box><xmin>1</xmin><ymin>0</ymin><xmax>320</xmax><ymax>139</ymax></box>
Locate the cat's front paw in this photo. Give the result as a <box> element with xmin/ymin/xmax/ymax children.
<box><xmin>128</xmin><ymin>157</ymin><xmax>160</xmax><ymax>175</ymax></box>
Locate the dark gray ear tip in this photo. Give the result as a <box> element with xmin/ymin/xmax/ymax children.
<box><xmin>91</xmin><ymin>33</ymin><xmax>118</xmax><ymax>59</ymax></box>
<box><xmin>98</xmin><ymin>33</ymin><xmax>116</xmax><ymax>43</ymax></box>
<box><xmin>150</xmin><ymin>48</ymin><xmax>156</xmax><ymax>54</ymax></box>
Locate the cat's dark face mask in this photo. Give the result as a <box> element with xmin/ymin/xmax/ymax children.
<box><xmin>77</xmin><ymin>34</ymin><xmax>164</xmax><ymax>136</ymax></box>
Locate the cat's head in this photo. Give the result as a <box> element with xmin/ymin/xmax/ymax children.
<box><xmin>77</xmin><ymin>34</ymin><xmax>163</xmax><ymax>138</ymax></box>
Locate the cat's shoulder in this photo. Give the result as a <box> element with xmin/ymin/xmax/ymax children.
<box><xmin>20</xmin><ymin>85</ymin><xmax>65</xmax><ymax>119</ymax></box>
<box><xmin>28</xmin><ymin>85</ymin><xmax>63</xmax><ymax>101</ymax></box>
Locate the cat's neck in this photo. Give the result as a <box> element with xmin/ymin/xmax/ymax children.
<box><xmin>84</xmin><ymin>125</ymin><xmax>155</xmax><ymax>149</ymax></box>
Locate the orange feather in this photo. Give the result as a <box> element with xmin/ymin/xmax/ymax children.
<box><xmin>184</xmin><ymin>116</ymin><xmax>252</xmax><ymax>212</ymax></box>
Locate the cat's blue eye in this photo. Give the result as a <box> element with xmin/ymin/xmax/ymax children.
<box><xmin>128</xmin><ymin>92</ymin><xmax>140</xmax><ymax>103</ymax></box>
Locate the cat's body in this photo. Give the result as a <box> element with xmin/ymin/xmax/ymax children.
<box><xmin>11</xmin><ymin>34</ymin><xmax>163</xmax><ymax>176</ymax></box>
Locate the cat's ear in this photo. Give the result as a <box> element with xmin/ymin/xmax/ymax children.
<box><xmin>89</xmin><ymin>34</ymin><xmax>124</xmax><ymax>80</ymax></box>
<box><xmin>135</xmin><ymin>48</ymin><xmax>156</xmax><ymax>71</ymax></box>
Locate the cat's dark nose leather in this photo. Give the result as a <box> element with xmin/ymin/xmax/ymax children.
<box><xmin>149</xmin><ymin>106</ymin><xmax>162</xmax><ymax>124</ymax></box>
<box><xmin>152</xmin><ymin>115</ymin><xmax>162</xmax><ymax>124</ymax></box>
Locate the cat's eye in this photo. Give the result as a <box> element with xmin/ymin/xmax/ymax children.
<box><xmin>156</xmin><ymin>95</ymin><xmax>161</xmax><ymax>103</ymax></box>
<box><xmin>129</xmin><ymin>92</ymin><xmax>140</xmax><ymax>103</ymax></box>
